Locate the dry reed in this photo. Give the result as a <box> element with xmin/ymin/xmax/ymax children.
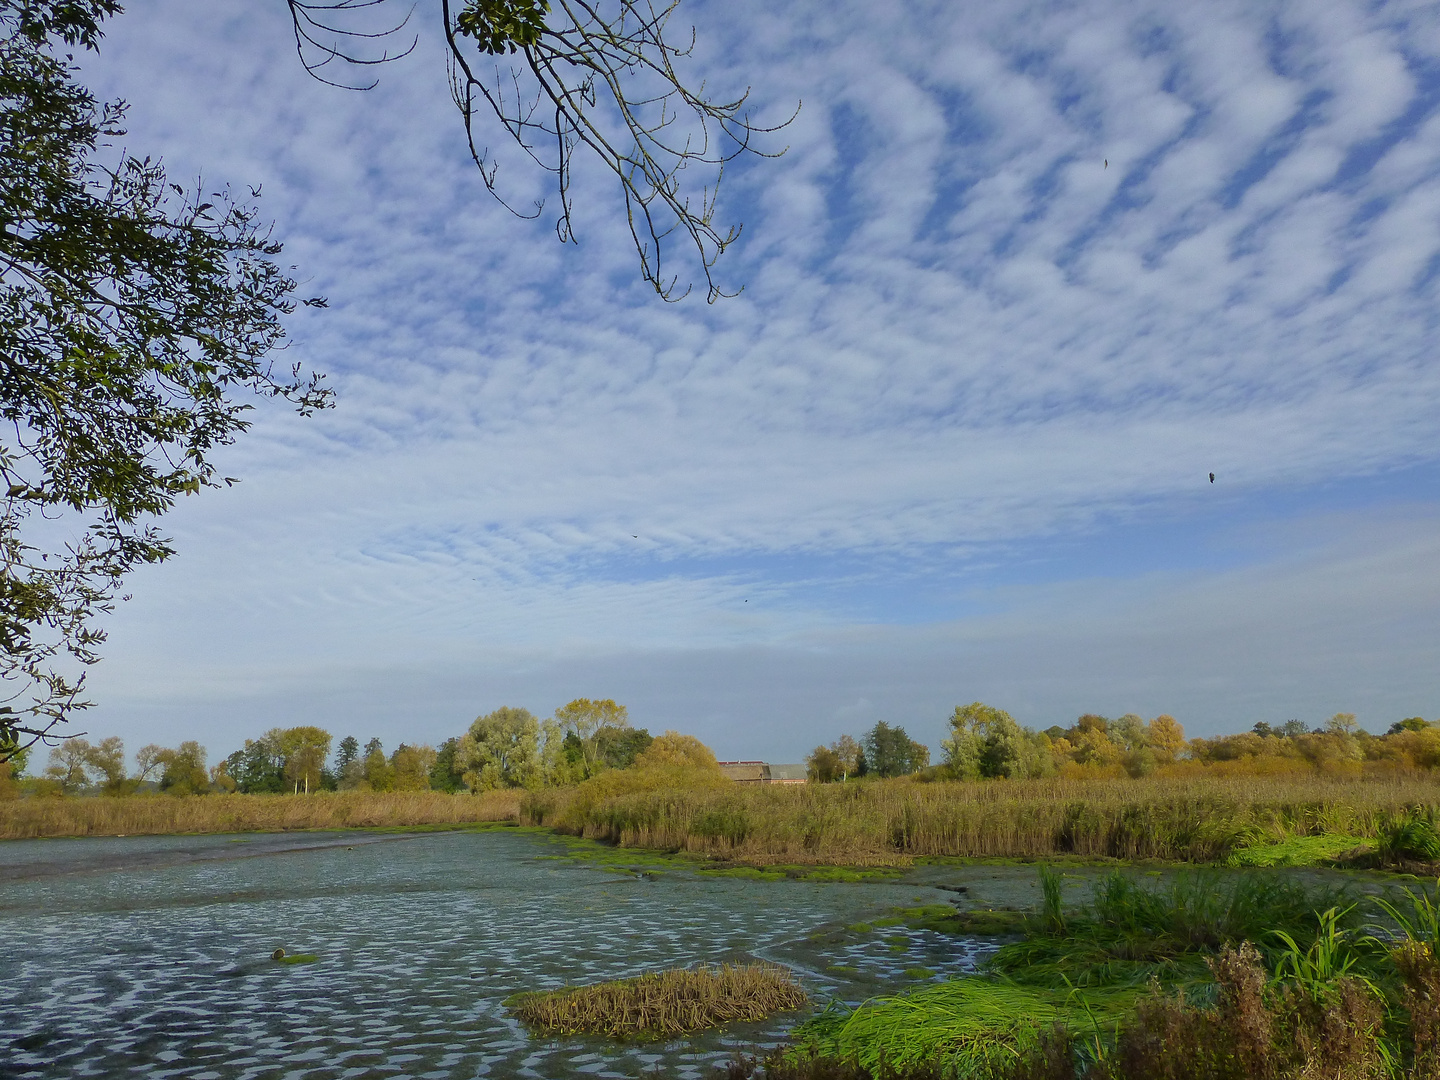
<box><xmin>509</xmin><ymin>962</ymin><xmax>809</xmax><ymax>1039</ymax></box>
<box><xmin>0</xmin><ymin>789</ymin><xmax>521</xmax><ymax>840</ymax></box>
<box><xmin>523</xmin><ymin>773</ymin><xmax>1440</xmax><ymax>863</ymax></box>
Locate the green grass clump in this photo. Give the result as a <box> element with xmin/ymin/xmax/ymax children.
<box><xmin>1226</xmin><ymin>833</ymin><xmax>1363</xmax><ymax>867</ymax></box>
<box><xmin>1377</xmin><ymin>810</ymin><xmax>1440</xmax><ymax>864</ymax></box>
<box><xmin>508</xmin><ymin>962</ymin><xmax>808</xmax><ymax>1040</ymax></box>
<box><xmin>791</xmin><ymin>978</ymin><xmax>1138</xmax><ymax>1075</ymax></box>
<box><xmin>989</xmin><ymin>867</ymin><xmax>1358</xmax><ymax>989</ymax></box>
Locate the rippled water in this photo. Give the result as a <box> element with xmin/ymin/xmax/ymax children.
<box><xmin>0</xmin><ymin>827</ymin><xmax>1025</xmax><ymax>1079</ymax></box>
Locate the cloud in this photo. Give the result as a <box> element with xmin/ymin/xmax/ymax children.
<box><xmin>55</xmin><ymin>0</ymin><xmax>1440</xmax><ymax>758</ymax></box>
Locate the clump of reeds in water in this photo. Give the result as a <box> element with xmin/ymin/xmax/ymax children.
<box><xmin>508</xmin><ymin>962</ymin><xmax>808</xmax><ymax>1039</ymax></box>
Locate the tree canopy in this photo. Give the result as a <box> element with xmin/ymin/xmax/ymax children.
<box><xmin>0</xmin><ymin>1</ymin><xmax>328</xmax><ymax>757</ymax></box>
<box><xmin>861</xmin><ymin>721</ymin><xmax>929</xmax><ymax>779</ymax></box>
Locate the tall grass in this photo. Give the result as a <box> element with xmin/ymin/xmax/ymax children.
<box><xmin>524</xmin><ymin>773</ymin><xmax>1440</xmax><ymax>863</ymax></box>
<box><xmin>508</xmin><ymin>963</ymin><xmax>808</xmax><ymax>1039</ymax></box>
<box><xmin>991</xmin><ymin>869</ymin><xmax>1357</xmax><ymax>988</ymax></box>
<box><xmin>0</xmin><ymin>790</ymin><xmax>520</xmax><ymax>839</ymax></box>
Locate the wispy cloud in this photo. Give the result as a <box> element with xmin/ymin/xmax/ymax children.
<box><xmin>68</xmin><ymin>0</ymin><xmax>1440</xmax><ymax>757</ymax></box>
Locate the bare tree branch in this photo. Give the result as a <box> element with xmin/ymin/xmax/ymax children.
<box><xmin>289</xmin><ymin>0</ymin><xmax>796</xmax><ymax>301</ymax></box>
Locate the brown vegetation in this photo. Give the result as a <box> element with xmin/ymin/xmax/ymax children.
<box><xmin>1092</xmin><ymin>943</ymin><xmax>1390</xmax><ymax>1080</ymax></box>
<box><xmin>0</xmin><ymin>789</ymin><xmax>520</xmax><ymax>840</ymax></box>
<box><xmin>524</xmin><ymin>772</ymin><xmax>1440</xmax><ymax>863</ymax></box>
<box><xmin>508</xmin><ymin>962</ymin><xmax>808</xmax><ymax>1039</ymax></box>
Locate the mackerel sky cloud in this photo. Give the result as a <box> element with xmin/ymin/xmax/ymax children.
<box><xmin>77</xmin><ymin>0</ymin><xmax>1440</xmax><ymax>760</ymax></box>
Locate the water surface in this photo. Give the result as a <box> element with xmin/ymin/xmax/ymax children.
<box><xmin>1</xmin><ymin>828</ymin><xmax>1019</xmax><ymax>1079</ymax></box>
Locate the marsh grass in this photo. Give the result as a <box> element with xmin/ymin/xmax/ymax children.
<box><xmin>791</xmin><ymin>980</ymin><xmax>1140</xmax><ymax>1076</ymax></box>
<box><xmin>1225</xmin><ymin>832</ymin><xmax>1365</xmax><ymax>867</ymax></box>
<box><xmin>0</xmin><ymin>790</ymin><xmax>521</xmax><ymax>839</ymax></box>
<box><xmin>990</xmin><ymin>868</ymin><xmax>1359</xmax><ymax>989</ymax></box>
<box><xmin>508</xmin><ymin>962</ymin><xmax>808</xmax><ymax>1039</ymax></box>
<box><xmin>523</xmin><ymin>773</ymin><xmax>1440</xmax><ymax>864</ymax></box>
<box><xmin>1377</xmin><ymin>810</ymin><xmax>1440</xmax><ymax>864</ymax></box>
<box><xmin>755</xmin><ymin>875</ymin><xmax>1440</xmax><ymax>1079</ymax></box>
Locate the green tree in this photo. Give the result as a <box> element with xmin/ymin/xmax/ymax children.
<box><xmin>156</xmin><ymin>740</ymin><xmax>208</xmax><ymax>794</ymax></box>
<box><xmin>277</xmin><ymin>725</ymin><xmax>331</xmax><ymax>793</ymax></box>
<box><xmin>594</xmin><ymin>724</ymin><xmax>652</xmax><ymax>769</ymax></box>
<box><xmin>224</xmin><ymin>732</ymin><xmax>286</xmax><ymax>793</ymax></box>
<box><xmin>134</xmin><ymin>742</ymin><xmax>164</xmax><ymax>784</ymax></box>
<box><xmin>633</xmin><ymin>730</ymin><xmax>719</xmax><ymax>770</ymax></box>
<box><xmin>43</xmin><ymin>735</ymin><xmax>89</xmax><ymax>791</ymax></box>
<box><xmin>361</xmin><ymin>737</ymin><xmax>394</xmax><ymax>791</ymax></box>
<box><xmin>943</xmin><ymin>702</ymin><xmax>1052</xmax><ymax>780</ymax></box>
<box><xmin>0</xmin><ymin>2</ymin><xmax>330</xmax><ymax>757</ymax></box>
<box><xmin>81</xmin><ymin>733</ymin><xmax>126</xmax><ymax>793</ymax></box>
<box><xmin>429</xmin><ymin>737</ymin><xmax>466</xmax><ymax>793</ymax></box>
<box><xmin>459</xmin><ymin>706</ymin><xmax>540</xmax><ymax>790</ymax></box>
<box><xmin>1326</xmin><ymin>712</ymin><xmax>1361</xmax><ymax>736</ymax></box>
<box><xmin>553</xmin><ymin>698</ymin><xmax>628</xmax><ymax>775</ymax></box>
<box><xmin>829</xmin><ymin>734</ymin><xmax>862</xmax><ymax>781</ymax></box>
<box><xmin>1110</xmin><ymin>713</ymin><xmax>1148</xmax><ymax>751</ymax></box>
<box><xmin>1390</xmin><ymin>717</ymin><xmax>1431</xmax><ymax>735</ymax></box>
<box><xmin>334</xmin><ymin>735</ymin><xmax>363</xmax><ymax>789</ymax></box>
<box><xmin>805</xmin><ymin>744</ymin><xmax>842</xmax><ymax>783</ymax></box>
<box><xmin>535</xmin><ymin>717</ymin><xmax>579</xmax><ymax>785</ymax></box>
<box><xmin>391</xmin><ymin>743</ymin><xmax>436</xmax><ymax>791</ymax></box>
<box><xmin>862</xmin><ymin>721</ymin><xmax>929</xmax><ymax>779</ymax></box>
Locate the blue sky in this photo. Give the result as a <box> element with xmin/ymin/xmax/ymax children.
<box><xmin>69</xmin><ymin>0</ymin><xmax>1440</xmax><ymax>763</ymax></box>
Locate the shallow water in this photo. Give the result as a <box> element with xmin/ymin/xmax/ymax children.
<box><xmin>0</xmin><ymin>828</ymin><xmax>1026</xmax><ymax>1079</ymax></box>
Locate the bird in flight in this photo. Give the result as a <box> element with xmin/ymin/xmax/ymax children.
<box><xmin>1209</xmin><ymin>473</ymin><xmax>1215</xmax><ymax>483</ymax></box>
<box><xmin>1104</xmin><ymin>159</ymin><xmax>1108</xmax><ymax>169</ymax></box>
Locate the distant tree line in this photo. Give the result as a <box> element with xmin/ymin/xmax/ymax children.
<box><xmin>804</xmin><ymin>707</ymin><xmax>1440</xmax><ymax>783</ymax></box>
<box><xmin>0</xmin><ymin>697</ymin><xmax>658</xmax><ymax>798</ymax></box>
<box><xmin>7</xmin><ymin>699</ymin><xmax>1437</xmax><ymax>799</ymax></box>
<box><xmin>804</xmin><ymin>724</ymin><xmax>930</xmax><ymax>782</ymax></box>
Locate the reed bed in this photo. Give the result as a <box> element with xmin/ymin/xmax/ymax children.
<box><xmin>0</xmin><ymin>789</ymin><xmax>521</xmax><ymax>839</ymax></box>
<box><xmin>508</xmin><ymin>962</ymin><xmax>809</xmax><ymax>1039</ymax></box>
<box><xmin>524</xmin><ymin>773</ymin><xmax>1440</xmax><ymax>863</ymax></box>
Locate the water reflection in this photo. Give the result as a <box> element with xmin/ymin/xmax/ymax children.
<box><xmin>0</xmin><ymin>828</ymin><xmax>1007</xmax><ymax>1079</ymax></box>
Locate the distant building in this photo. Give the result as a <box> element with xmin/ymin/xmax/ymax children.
<box><xmin>767</xmin><ymin>764</ymin><xmax>807</xmax><ymax>784</ymax></box>
<box><xmin>717</xmin><ymin>761</ymin><xmax>808</xmax><ymax>784</ymax></box>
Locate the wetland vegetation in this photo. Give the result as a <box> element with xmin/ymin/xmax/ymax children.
<box><xmin>9</xmin><ymin>700</ymin><xmax>1440</xmax><ymax>1078</ymax></box>
<box><xmin>508</xmin><ymin>963</ymin><xmax>809</xmax><ymax>1039</ymax></box>
<box><xmin>718</xmin><ymin>868</ymin><xmax>1440</xmax><ymax>1079</ymax></box>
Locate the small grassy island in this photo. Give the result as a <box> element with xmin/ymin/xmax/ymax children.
<box><xmin>508</xmin><ymin>963</ymin><xmax>809</xmax><ymax>1039</ymax></box>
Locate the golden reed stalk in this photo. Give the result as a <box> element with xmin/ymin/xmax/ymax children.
<box><xmin>509</xmin><ymin>963</ymin><xmax>809</xmax><ymax>1039</ymax></box>
<box><xmin>0</xmin><ymin>789</ymin><xmax>521</xmax><ymax>840</ymax></box>
<box><xmin>524</xmin><ymin>773</ymin><xmax>1440</xmax><ymax>864</ymax></box>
